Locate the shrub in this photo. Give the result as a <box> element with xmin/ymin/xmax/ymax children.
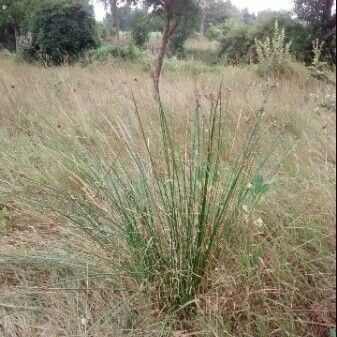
<box><xmin>218</xmin><ymin>11</ymin><xmax>312</xmax><ymax>65</ymax></box>
<box><xmin>206</xmin><ymin>24</ymin><xmax>224</xmax><ymax>41</ymax></box>
<box><xmin>97</xmin><ymin>22</ymin><xmax>108</xmax><ymax>40</ymax></box>
<box><xmin>24</xmin><ymin>0</ymin><xmax>100</xmax><ymax>65</ymax></box>
<box><xmin>219</xmin><ymin>18</ymin><xmax>252</xmax><ymax>64</ymax></box>
<box><xmin>255</xmin><ymin>21</ymin><xmax>293</xmax><ymax>77</ymax></box>
<box><xmin>85</xmin><ymin>44</ymin><xmax>144</xmax><ymax>62</ymax></box>
<box><xmin>251</xmin><ymin>11</ymin><xmax>311</xmax><ymax>63</ymax></box>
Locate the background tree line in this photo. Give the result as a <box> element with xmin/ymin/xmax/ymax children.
<box><xmin>0</xmin><ymin>0</ymin><xmax>336</xmax><ymax>91</ymax></box>
<box><xmin>1</xmin><ymin>0</ymin><xmax>335</xmax><ymax>59</ymax></box>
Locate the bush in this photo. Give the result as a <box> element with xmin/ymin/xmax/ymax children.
<box><xmin>85</xmin><ymin>44</ymin><xmax>143</xmax><ymax>62</ymax></box>
<box><xmin>219</xmin><ymin>18</ymin><xmax>253</xmax><ymax>64</ymax></box>
<box><xmin>97</xmin><ymin>22</ymin><xmax>108</xmax><ymax>40</ymax></box>
<box><xmin>218</xmin><ymin>11</ymin><xmax>312</xmax><ymax>65</ymax></box>
<box><xmin>206</xmin><ymin>24</ymin><xmax>223</xmax><ymax>41</ymax></box>
<box><xmin>255</xmin><ymin>21</ymin><xmax>293</xmax><ymax>77</ymax></box>
<box><xmin>251</xmin><ymin>11</ymin><xmax>311</xmax><ymax>63</ymax></box>
<box><xmin>24</xmin><ymin>0</ymin><xmax>100</xmax><ymax>65</ymax></box>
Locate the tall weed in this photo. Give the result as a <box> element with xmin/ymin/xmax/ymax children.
<box><xmin>308</xmin><ymin>39</ymin><xmax>330</xmax><ymax>81</ymax></box>
<box><xmin>255</xmin><ymin>21</ymin><xmax>293</xmax><ymax>78</ymax></box>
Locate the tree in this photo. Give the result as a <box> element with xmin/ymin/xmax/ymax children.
<box><xmin>130</xmin><ymin>9</ymin><xmax>151</xmax><ymax>48</ymax></box>
<box><xmin>241</xmin><ymin>8</ymin><xmax>256</xmax><ymax>24</ymax></box>
<box><xmin>100</xmin><ymin>0</ymin><xmax>200</xmax><ymax>95</ymax></box>
<box><xmin>200</xmin><ymin>0</ymin><xmax>206</xmax><ymax>36</ymax></box>
<box><xmin>104</xmin><ymin>5</ymin><xmax>133</xmax><ymax>33</ymax></box>
<box><xmin>294</xmin><ymin>0</ymin><xmax>336</xmax><ymax>61</ymax></box>
<box><xmin>111</xmin><ymin>0</ymin><xmax>120</xmax><ymax>44</ymax></box>
<box><xmin>0</xmin><ymin>0</ymin><xmax>37</xmax><ymax>51</ymax></box>
<box><xmin>26</xmin><ymin>0</ymin><xmax>100</xmax><ymax>65</ymax></box>
<box><xmin>100</xmin><ymin>0</ymin><xmax>125</xmax><ymax>46</ymax></box>
<box><xmin>219</xmin><ymin>11</ymin><xmax>312</xmax><ymax>64</ymax></box>
<box><xmin>251</xmin><ymin>11</ymin><xmax>312</xmax><ymax>62</ymax></box>
<box><xmin>169</xmin><ymin>4</ymin><xmax>200</xmax><ymax>57</ymax></box>
<box><xmin>143</xmin><ymin>0</ymin><xmax>200</xmax><ymax>96</ymax></box>
<box><xmin>294</xmin><ymin>0</ymin><xmax>335</xmax><ymax>33</ymax></box>
<box><xmin>101</xmin><ymin>0</ymin><xmax>200</xmax><ymax>95</ymax></box>
<box><xmin>203</xmin><ymin>0</ymin><xmax>241</xmax><ymax>30</ymax></box>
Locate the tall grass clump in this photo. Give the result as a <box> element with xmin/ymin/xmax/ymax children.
<box><xmin>255</xmin><ymin>21</ymin><xmax>293</xmax><ymax>78</ymax></box>
<box><xmin>9</xmin><ymin>91</ymin><xmax>275</xmax><ymax>315</ymax></box>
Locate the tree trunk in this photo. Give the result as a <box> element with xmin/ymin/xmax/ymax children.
<box><xmin>152</xmin><ymin>16</ymin><xmax>178</xmax><ymax>98</ymax></box>
<box><xmin>200</xmin><ymin>0</ymin><xmax>207</xmax><ymax>37</ymax></box>
<box><xmin>111</xmin><ymin>0</ymin><xmax>120</xmax><ymax>47</ymax></box>
<box><xmin>322</xmin><ymin>0</ymin><xmax>334</xmax><ymax>25</ymax></box>
<box><xmin>14</xmin><ymin>26</ymin><xmax>19</xmax><ymax>52</ymax></box>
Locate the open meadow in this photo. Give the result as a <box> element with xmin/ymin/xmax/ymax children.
<box><xmin>0</xmin><ymin>51</ymin><xmax>336</xmax><ymax>337</ymax></box>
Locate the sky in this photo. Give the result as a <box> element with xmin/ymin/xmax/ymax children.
<box><xmin>233</xmin><ymin>0</ymin><xmax>293</xmax><ymax>13</ymax></box>
<box><xmin>93</xmin><ymin>0</ymin><xmax>294</xmax><ymax>21</ymax></box>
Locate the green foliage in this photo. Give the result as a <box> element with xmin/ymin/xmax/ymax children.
<box><xmin>169</xmin><ymin>6</ymin><xmax>200</xmax><ymax>57</ymax></box>
<box><xmin>0</xmin><ymin>0</ymin><xmax>40</xmax><ymax>50</ymax></box>
<box><xmin>255</xmin><ymin>21</ymin><xmax>293</xmax><ymax>77</ymax></box>
<box><xmin>96</xmin><ymin>21</ymin><xmax>108</xmax><ymax>40</ymax></box>
<box><xmin>0</xmin><ymin>0</ymin><xmax>34</xmax><ymax>29</ymax></box>
<box><xmin>24</xmin><ymin>0</ymin><xmax>100</xmax><ymax>65</ymax></box>
<box><xmin>130</xmin><ymin>10</ymin><xmax>151</xmax><ymax>48</ymax></box>
<box><xmin>103</xmin><ymin>0</ymin><xmax>201</xmax><ymax>59</ymax></box>
<box><xmin>294</xmin><ymin>0</ymin><xmax>336</xmax><ymax>62</ymax></box>
<box><xmin>308</xmin><ymin>39</ymin><xmax>330</xmax><ymax>81</ymax></box>
<box><xmin>219</xmin><ymin>18</ymin><xmax>252</xmax><ymax>64</ymax></box>
<box><xmin>103</xmin><ymin>5</ymin><xmax>132</xmax><ymax>33</ymax></box>
<box><xmin>203</xmin><ymin>0</ymin><xmax>242</xmax><ymax>29</ymax></box>
<box><xmin>219</xmin><ymin>11</ymin><xmax>311</xmax><ymax>64</ymax></box>
<box><xmin>294</xmin><ymin>0</ymin><xmax>335</xmax><ymax>33</ymax></box>
<box><xmin>145</xmin><ymin>0</ymin><xmax>197</xmax><ymax>16</ymax></box>
<box><xmin>206</xmin><ymin>24</ymin><xmax>223</xmax><ymax>41</ymax></box>
<box><xmin>319</xmin><ymin>93</ymin><xmax>336</xmax><ymax>111</ymax></box>
<box><xmin>251</xmin><ymin>11</ymin><xmax>312</xmax><ymax>62</ymax></box>
<box><xmin>85</xmin><ymin>43</ymin><xmax>144</xmax><ymax>62</ymax></box>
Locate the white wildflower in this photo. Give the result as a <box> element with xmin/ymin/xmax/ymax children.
<box><xmin>80</xmin><ymin>316</ymin><xmax>87</xmax><ymax>327</ymax></box>
<box><xmin>254</xmin><ymin>218</ymin><xmax>264</xmax><ymax>228</ymax></box>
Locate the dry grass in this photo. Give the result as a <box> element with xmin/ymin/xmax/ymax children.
<box><xmin>185</xmin><ymin>37</ymin><xmax>220</xmax><ymax>53</ymax></box>
<box><xmin>183</xmin><ymin>37</ymin><xmax>220</xmax><ymax>64</ymax></box>
<box><xmin>0</xmin><ymin>53</ymin><xmax>336</xmax><ymax>336</ymax></box>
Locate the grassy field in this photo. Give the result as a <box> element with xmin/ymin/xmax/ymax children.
<box><xmin>0</xmin><ymin>53</ymin><xmax>336</xmax><ymax>336</ymax></box>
